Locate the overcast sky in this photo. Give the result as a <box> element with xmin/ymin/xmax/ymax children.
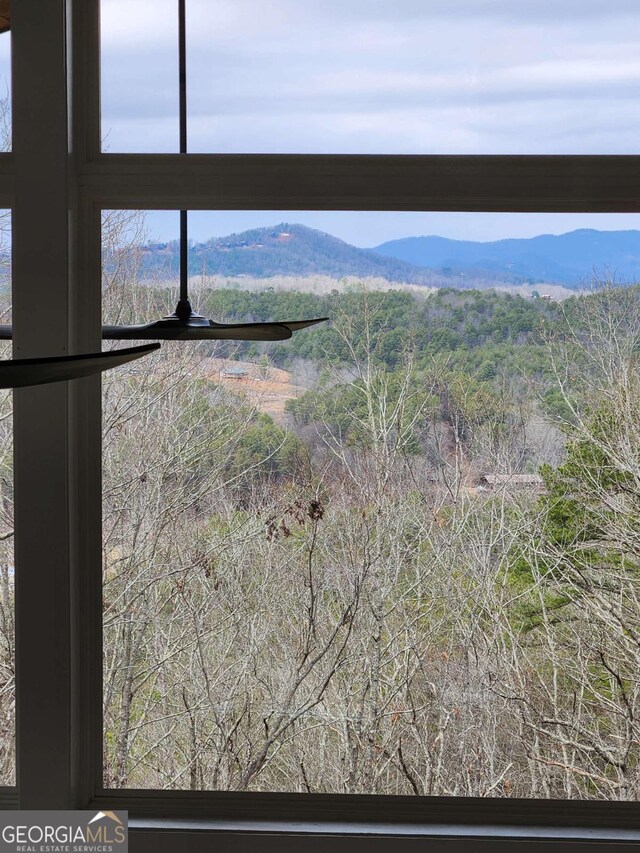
<box><xmin>100</xmin><ymin>1</ymin><xmax>640</xmax><ymax>244</ymax></box>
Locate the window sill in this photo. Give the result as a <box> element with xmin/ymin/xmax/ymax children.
<box><xmin>128</xmin><ymin>818</ymin><xmax>640</xmax><ymax>852</ymax></box>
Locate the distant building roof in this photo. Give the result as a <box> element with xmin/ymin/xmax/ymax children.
<box><xmin>479</xmin><ymin>473</ymin><xmax>543</xmax><ymax>487</ymax></box>
<box><xmin>222</xmin><ymin>366</ymin><xmax>248</xmax><ymax>377</ymax></box>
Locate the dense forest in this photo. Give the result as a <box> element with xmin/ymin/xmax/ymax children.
<box><xmin>2</xmin><ymin>214</ymin><xmax>640</xmax><ymax>801</ymax></box>
<box><xmin>137</xmin><ymin>282</ymin><xmax>555</xmax><ymax>372</ymax></box>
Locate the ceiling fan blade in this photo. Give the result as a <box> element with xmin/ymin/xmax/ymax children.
<box><xmin>102</xmin><ymin>317</ymin><xmax>328</xmax><ymax>341</ymax></box>
<box><xmin>0</xmin><ymin>317</ymin><xmax>328</xmax><ymax>343</ymax></box>
<box><xmin>102</xmin><ymin>321</ymin><xmax>291</xmax><ymax>341</ymax></box>
<box><xmin>280</xmin><ymin>318</ymin><xmax>328</xmax><ymax>332</ymax></box>
<box><xmin>0</xmin><ymin>343</ymin><xmax>160</xmax><ymax>389</ymax></box>
<box><xmin>0</xmin><ymin>0</ymin><xmax>9</xmax><ymax>34</ymax></box>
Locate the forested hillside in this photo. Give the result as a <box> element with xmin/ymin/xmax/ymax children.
<box><xmin>167</xmin><ymin>284</ymin><xmax>558</xmax><ymax>382</ymax></box>
<box><xmin>137</xmin><ymin>223</ymin><xmax>439</xmax><ymax>285</ymax></box>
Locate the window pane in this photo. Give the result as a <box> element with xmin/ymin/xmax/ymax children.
<box><xmin>0</xmin><ymin>210</ymin><xmax>13</xmax><ymax>785</ymax></box>
<box><xmin>101</xmin><ymin>0</ymin><xmax>640</xmax><ymax>153</ymax></box>
<box><xmin>101</xmin><ymin>0</ymin><xmax>178</xmax><ymax>152</ymax></box>
<box><xmin>0</xmin><ymin>25</ymin><xmax>10</xmax><ymax>152</ymax></box>
<box><xmin>104</xmin><ymin>210</ymin><xmax>640</xmax><ymax>796</ymax></box>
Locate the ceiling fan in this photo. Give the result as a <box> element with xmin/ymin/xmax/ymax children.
<box><xmin>0</xmin><ymin>0</ymin><xmax>326</xmax><ymax>348</ymax></box>
<box><xmin>103</xmin><ymin>0</ymin><xmax>325</xmax><ymax>343</ymax></box>
<box><xmin>0</xmin><ymin>1</ymin><xmax>324</xmax><ymax>384</ymax></box>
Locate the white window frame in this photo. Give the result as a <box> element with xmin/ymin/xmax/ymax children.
<box><xmin>2</xmin><ymin>1</ymin><xmax>640</xmax><ymax>849</ymax></box>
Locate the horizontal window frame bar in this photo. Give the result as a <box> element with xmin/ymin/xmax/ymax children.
<box><xmin>126</xmin><ymin>818</ymin><xmax>640</xmax><ymax>843</ymax></box>
<box><xmin>125</xmin><ymin>826</ymin><xmax>640</xmax><ymax>853</ymax></box>
<box><xmin>90</xmin><ymin>789</ymin><xmax>640</xmax><ymax>831</ymax></box>
<box><xmin>127</xmin><ymin>831</ymin><xmax>640</xmax><ymax>853</ymax></box>
<box><xmin>80</xmin><ymin>154</ymin><xmax>640</xmax><ymax>211</ymax></box>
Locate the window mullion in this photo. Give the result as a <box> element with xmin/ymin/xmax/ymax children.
<box><xmin>12</xmin><ymin>0</ymin><xmax>82</xmax><ymax>809</ymax></box>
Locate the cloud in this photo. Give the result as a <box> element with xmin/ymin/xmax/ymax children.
<box><xmin>100</xmin><ymin>0</ymin><xmax>640</xmax><ymax>154</ymax></box>
<box><xmin>101</xmin><ymin>0</ymin><xmax>178</xmax><ymax>49</ymax></box>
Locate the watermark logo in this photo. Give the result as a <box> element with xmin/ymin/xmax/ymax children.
<box><xmin>0</xmin><ymin>810</ymin><xmax>128</xmax><ymax>852</ymax></box>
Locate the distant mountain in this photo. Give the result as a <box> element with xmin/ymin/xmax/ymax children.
<box><xmin>372</xmin><ymin>229</ymin><xmax>640</xmax><ymax>288</ymax></box>
<box><xmin>134</xmin><ymin>225</ymin><xmax>640</xmax><ymax>290</ymax></box>
<box><xmin>139</xmin><ymin>223</ymin><xmax>439</xmax><ymax>286</ymax></box>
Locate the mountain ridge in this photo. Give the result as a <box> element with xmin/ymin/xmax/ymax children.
<box><xmin>373</xmin><ymin>228</ymin><xmax>640</xmax><ymax>287</ymax></box>
<box><xmin>139</xmin><ymin>223</ymin><xmax>440</xmax><ymax>286</ymax></box>
<box><xmin>133</xmin><ymin>224</ymin><xmax>640</xmax><ymax>289</ymax></box>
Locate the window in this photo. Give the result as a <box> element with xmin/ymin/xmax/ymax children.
<box><xmin>102</xmin><ymin>209</ymin><xmax>640</xmax><ymax>804</ymax></box>
<box><xmin>4</xmin><ymin>1</ymin><xmax>640</xmax><ymax>849</ymax></box>
<box><xmin>101</xmin><ymin>0</ymin><xmax>640</xmax><ymax>154</ymax></box>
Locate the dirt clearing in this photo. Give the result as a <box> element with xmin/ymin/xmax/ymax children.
<box><xmin>199</xmin><ymin>357</ymin><xmax>306</xmax><ymax>423</ymax></box>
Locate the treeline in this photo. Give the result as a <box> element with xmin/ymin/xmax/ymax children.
<box><xmin>201</xmin><ymin>285</ymin><xmax>558</xmax><ymax>376</ymax></box>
